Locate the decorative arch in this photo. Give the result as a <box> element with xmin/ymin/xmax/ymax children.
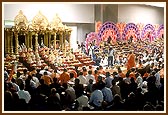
<box><xmin>95</xmin><ymin>21</ymin><xmax>102</xmax><ymax>33</ymax></box>
<box><xmin>122</xmin><ymin>23</ymin><xmax>140</xmax><ymax>41</ymax></box>
<box><xmin>98</xmin><ymin>21</ymin><xmax>120</xmax><ymax>42</ymax></box>
<box><xmin>51</xmin><ymin>13</ymin><xmax>64</xmax><ymax>30</ymax></box>
<box><xmin>141</xmin><ymin>24</ymin><xmax>156</xmax><ymax>41</ymax></box>
<box><xmin>85</xmin><ymin>32</ymin><xmax>101</xmax><ymax>53</ymax></box>
<box><xmin>14</xmin><ymin>10</ymin><xmax>28</xmax><ymax>30</ymax></box>
<box><xmin>32</xmin><ymin>11</ymin><xmax>49</xmax><ymax>30</ymax></box>
<box><xmin>116</xmin><ymin>22</ymin><xmax>126</xmax><ymax>40</ymax></box>
<box><xmin>157</xmin><ymin>24</ymin><xmax>164</xmax><ymax>38</ymax></box>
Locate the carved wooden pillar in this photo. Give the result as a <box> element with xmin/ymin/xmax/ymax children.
<box><xmin>7</xmin><ymin>30</ymin><xmax>10</xmax><ymax>54</ymax></box>
<box><xmin>48</xmin><ymin>32</ymin><xmax>51</xmax><ymax>48</ymax></box>
<box><xmin>30</xmin><ymin>32</ymin><xmax>32</xmax><ymax>49</ymax></box>
<box><xmin>54</xmin><ymin>33</ymin><xmax>56</xmax><ymax>49</ymax></box>
<box><xmin>35</xmin><ymin>33</ymin><xmax>38</xmax><ymax>52</ymax></box>
<box><xmin>68</xmin><ymin>30</ymin><xmax>72</xmax><ymax>49</ymax></box>
<box><xmin>27</xmin><ymin>32</ymin><xmax>29</xmax><ymax>48</ymax></box>
<box><xmin>4</xmin><ymin>29</ymin><xmax>7</xmax><ymax>54</ymax></box>
<box><xmin>10</xmin><ymin>31</ymin><xmax>14</xmax><ymax>55</ymax></box>
<box><xmin>25</xmin><ymin>32</ymin><xmax>29</xmax><ymax>48</ymax></box>
<box><xmin>14</xmin><ymin>32</ymin><xmax>19</xmax><ymax>56</ymax></box>
<box><xmin>60</xmin><ymin>31</ymin><xmax>63</xmax><ymax>50</ymax></box>
<box><xmin>63</xmin><ymin>31</ymin><xmax>66</xmax><ymax>50</ymax></box>
<box><xmin>44</xmin><ymin>32</ymin><xmax>48</xmax><ymax>46</ymax></box>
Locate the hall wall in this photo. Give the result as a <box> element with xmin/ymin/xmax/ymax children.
<box><xmin>4</xmin><ymin>3</ymin><xmax>95</xmax><ymax>23</ymax></box>
<box><xmin>118</xmin><ymin>4</ymin><xmax>164</xmax><ymax>25</ymax></box>
<box><xmin>64</xmin><ymin>23</ymin><xmax>95</xmax><ymax>44</ymax></box>
<box><xmin>3</xmin><ymin>3</ymin><xmax>164</xmax><ymax>45</ymax></box>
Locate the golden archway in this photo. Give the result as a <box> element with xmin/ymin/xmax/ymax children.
<box><xmin>4</xmin><ymin>10</ymin><xmax>72</xmax><ymax>55</ymax></box>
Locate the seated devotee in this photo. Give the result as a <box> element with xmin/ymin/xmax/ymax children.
<box><xmin>86</xmin><ymin>79</ymin><xmax>94</xmax><ymax>94</ymax></box>
<box><xmin>98</xmin><ymin>65</ymin><xmax>106</xmax><ymax>75</ymax></box>
<box><xmin>62</xmin><ymin>83</ymin><xmax>76</xmax><ymax>107</ymax></box>
<box><xmin>81</xmin><ymin>66</ymin><xmax>88</xmax><ymax>77</ymax></box>
<box><xmin>104</xmin><ymin>72</ymin><xmax>113</xmax><ymax>88</ymax></box>
<box><xmin>93</xmin><ymin>69</ymin><xmax>99</xmax><ymax>83</ymax></box>
<box><xmin>47</xmin><ymin>88</ymin><xmax>62</xmax><ymax>111</ymax></box>
<box><xmin>100</xmin><ymin>55</ymin><xmax>108</xmax><ymax>67</ymax></box>
<box><xmin>88</xmin><ymin>65</ymin><xmax>95</xmax><ymax>74</ymax></box>
<box><xmin>100</xmin><ymin>82</ymin><xmax>114</xmax><ymax>105</ymax></box>
<box><xmin>59</xmin><ymin>68</ymin><xmax>70</xmax><ymax>85</ymax></box>
<box><xmin>36</xmin><ymin>79</ymin><xmax>50</xmax><ymax>97</ymax></box>
<box><xmin>4</xmin><ymin>67</ymin><xmax>9</xmax><ymax>82</ymax></box>
<box><xmin>129</xmin><ymin>68</ymin><xmax>136</xmax><ymax>80</ymax></box>
<box><xmin>68</xmin><ymin>67</ymin><xmax>77</xmax><ymax>79</ymax></box>
<box><xmin>17</xmin><ymin>83</ymin><xmax>31</xmax><ymax>104</ymax></box>
<box><xmin>106</xmin><ymin>94</ymin><xmax>125</xmax><ymax>111</ymax></box>
<box><xmin>89</xmin><ymin>84</ymin><xmax>104</xmax><ymax>110</ymax></box>
<box><xmin>85</xmin><ymin>70</ymin><xmax>96</xmax><ymax>84</ymax></box>
<box><xmin>77</xmin><ymin>72</ymin><xmax>87</xmax><ymax>85</ymax></box>
<box><xmin>51</xmin><ymin>69</ymin><xmax>60</xmax><ymax>79</ymax></box>
<box><xmin>75</xmin><ymin>91</ymin><xmax>89</xmax><ymax>111</ymax></box>
<box><xmin>117</xmin><ymin>67</ymin><xmax>125</xmax><ymax>78</ymax></box>
<box><xmin>111</xmin><ymin>79</ymin><xmax>121</xmax><ymax>98</ymax></box>
<box><xmin>41</xmin><ymin>71</ymin><xmax>53</xmax><ymax>86</ymax></box>
<box><xmin>73</xmin><ymin>78</ymin><xmax>84</xmax><ymax>98</ymax></box>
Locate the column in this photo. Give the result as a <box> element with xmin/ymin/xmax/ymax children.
<box><xmin>63</xmin><ymin>31</ymin><xmax>66</xmax><ymax>50</ymax></box>
<box><xmin>10</xmin><ymin>31</ymin><xmax>14</xmax><ymax>55</ymax></box>
<box><xmin>48</xmin><ymin>32</ymin><xmax>51</xmax><ymax>48</ymax></box>
<box><xmin>4</xmin><ymin>29</ymin><xmax>7</xmax><ymax>54</ymax></box>
<box><xmin>14</xmin><ymin>32</ymin><xmax>19</xmax><ymax>56</ymax></box>
<box><xmin>7</xmin><ymin>30</ymin><xmax>10</xmax><ymax>54</ymax></box>
<box><xmin>27</xmin><ymin>32</ymin><xmax>29</xmax><ymax>48</ymax></box>
<box><xmin>44</xmin><ymin>32</ymin><xmax>48</xmax><ymax>46</ymax></box>
<box><xmin>25</xmin><ymin>32</ymin><xmax>29</xmax><ymax>48</ymax></box>
<box><xmin>60</xmin><ymin>31</ymin><xmax>63</xmax><ymax>50</ymax></box>
<box><xmin>68</xmin><ymin>30</ymin><xmax>72</xmax><ymax>49</ymax></box>
<box><xmin>35</xmin><ymin>33</ymin><xmax>38</xmax><ymax>52</ymax></box>
<box><xmin>54</xmin><ymin>33</ymin><xmax>56</xmax><ymax>49</ymax></box>
<box><xmin>30</xmin><ymin>32</ymin><xmax>32</xmax><ymax>49</ymax></box>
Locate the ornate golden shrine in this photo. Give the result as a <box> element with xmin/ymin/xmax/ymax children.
<box><xmin>4</xmin><ymin>10</ymin><xmax>72</xmax><ymax>56</ymax></box>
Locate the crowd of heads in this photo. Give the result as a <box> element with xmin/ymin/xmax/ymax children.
<box><xmin>4</xmin><ymin>38</ymin><xmax>164</xmax><ymax>111</ymax></box>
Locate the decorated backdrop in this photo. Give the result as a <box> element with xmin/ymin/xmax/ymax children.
<box><xmin>85</xmin><ymin>21</ymin><xmax>164</xmax><ymax>50</ymax></box>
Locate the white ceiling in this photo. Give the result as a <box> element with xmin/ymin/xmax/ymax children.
<box><xmin>144</xmin><ymin>2</ymin><xmax>165</xmax><ymax>7</ymax></box>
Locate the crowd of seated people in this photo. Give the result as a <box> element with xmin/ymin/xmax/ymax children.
<box><xmin>4</xmin><ymin>37</ymin><xmax>164</xmax><ymax>111</ymax></box>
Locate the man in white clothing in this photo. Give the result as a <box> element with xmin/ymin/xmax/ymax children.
<box><xmin>17</xmin><ymin>83</ymin><xmax>31</xmax><ymax>104</ymax></box>
<box><xmin>78</xmin><ymin>72</ymin><xmax>87</xmax><ymax>85</ymax></box>
<box><xmin>86</xmin><ymin>70</ymin><xmax>95</xmax><ymax>84</ymax></box>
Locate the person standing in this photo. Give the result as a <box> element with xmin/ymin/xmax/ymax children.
<box><xmin>88</xmin><ymin>43</ymin><xmax>94</xmax><ymax>60</ymax></box>
<box><xmin>126</xmin><ymin>51</ymin><xmax>136</xmax><ymax>71</ymax></box>
<box><xmin>108</xmin><ymin>46</ymin><xmax>115</xmax><ymax>67</ymax></box>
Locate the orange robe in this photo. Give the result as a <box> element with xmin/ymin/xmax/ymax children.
<box><xmin>127</xmin><ymin>53</ymin><xmax>136</xmax><ymax>70</ymax></box>
<box><xmin>41</xmin><ymin>75</ymin><xmax>53</xmax><ymax>85</ymax></box>
<box><xmin>51</xmin><ymin>73</ymin><xmax>60</xmax><ymax>79</ymax></box>
<box><xmin>59</xmin><ymin>72</ymin><xmax>70</xmax><ymax>85</ymax></box>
